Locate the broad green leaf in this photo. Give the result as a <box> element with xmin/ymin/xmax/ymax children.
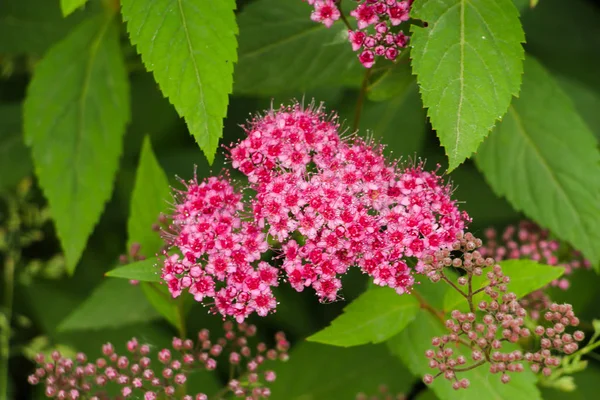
<box><xmin>555</xmin><ymin>74</ymin><xmax>600</xmax><ymax>140</ymax></box>
<box><xmin>410</xmin><ymin>0</ymin><xmax>525</xmax><ymax>170</ymax></box>
<box><xmin>476</xmin><ymin>56</ymin><xmax>600</xmax><ymax>266</ymax></box>
<box><xmin>23</xmin><ymin>14</ymin><xmax>130</xmax><ymax>274</ymax></box>
<box><xmin>121</xmin><ymin>0</ymin><xmax>238</xmax><ymax>163</ymax></box>
<box><xmin>234</xmin><ymin>0</ymin><xmax>363</xmax><ymax>95</ymax></box>
<box><xmin>270</xmin><ymin>342</ymin><xmax>414</xmax><ymax>399</ymax></box>
<box><xmin>443</xmin><ymin>260</ymin><xmax>565</xmax><ymax>312</ymax></box>
<box><xmin>58</xmin><ymin>280</ymin><xmax>160</xmax><ymax>331</ymax></box>
<box><xmin>61</xmin><ymin>0</ymin><xmax>88</xmax><ymax>17</ymax></box>
<box><xmin>140</xmin><ymin>282</ymin><xmax>185</xmax><ymax>334</ymax></box>
<box><xmin>0</xmin><ymin>104</ymin><xmax>32</xmax><ymax>192</ymax></box>
<box><xmin>105</xmin><ymin>258</ymin><xmax>161</xmax><ymax>282</ymax></box>
<box><xmin>308</xmin><ymin>287</ymin><xmax>419</xmax><ymax>347</ymax></box>
<box><xmin>0</xmin><ymin>0</ymin><xmax>89</xmax><ymax>54</ymax></box>
<box><xmin>127</xmin><ymin>136</ymin><xmax>171</xmax><ymax>256</ymax></box>
<box><xmin>387</xmin><ymin>310</ymin><xmax>542</xmax><ymax>400</ymax></box>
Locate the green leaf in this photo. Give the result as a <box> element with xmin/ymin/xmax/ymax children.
<box><xmin>60</xmin><ymin>0</ymin><xmax>88</xmax><ymax>17</ymax></box>
<box><xmin>410</xmin><ymin>0</ymin><xmax>525</xmax><ymax>170</ymax></box>
<box><xmin>308</xmin><ymin>287</ymin><xmax>419</xmax><ymax>347</ymax></box>
<box><xmin>105</xmin><ymin>258</ymin><xmax>161</xmax><ymax>282</ymax></box>
<box><xmin>476</xmin><ymin>56</ymin><xmax>600</xmax><ymax>266</ymax></box>
<box><xmin>23</xmin><ymin>14</ymin><xmax>130</xmax><ymax>274</ymax></box>
<box><xmin>234</xmin><ymin>0</ymin><xmax>362</xmax><ymax>96</ymax></box>
<box><xmin>387</xmin><ymin>310</ymin><xmax>542</xmax><ymax>400</ymax></box>
<box><xmin>140</xmin><ymin>282</ymin><xmax>185</xmax><ymax>334</ymax></box>
<box><xmin>58</xmin><ymin>279</ymin><xmax>160</xmax><ymax>331</ymax></box>
<box><xmin>269</xmin><ymin>342</ymin><xmax>414</xmax><ymax>400</ymax></box>
<box><xmin>555</xmin><ymin>74</ymin><xmax>600</xmax><ymax>140</ymax></box>
<box><xmin>120</xmin><ymin>0</ymin><xmax>238</xmax><ymax>164</ymax></box>
<box><xmin>0</xmin><ymin>0</ymin><xmax>89</xmax><ymax>54</ymax></box>
<box><xmin>0</xmin><ymin>103</ymin><xmax>32</xmax><ymax>192</ymax></box>
<box><xmin>443</xmin><ymin>260</ymin><xmax>565</xmax><ymax>313</ymax></box>
<box><xmin>127</xmin><ymin>136</ymin><xmax>171</xmax><ymax>256</ymax></box>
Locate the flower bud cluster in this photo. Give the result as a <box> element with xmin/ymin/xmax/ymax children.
<box><xmin>421</xmin><ymin>232</ymin><xmax>584</xmax><ymax>390</ymax></box>
<box><xmin>304</xmin><ymin>0</ymin><xmax>413</xmax><ymax>68</ymax></box>
<box><xmin>482</xmin><ymin>221</ymin><xmax>590</xmax><ymax>290</ymax></box>
<box><xmin>525</xmin><ymin>304</ymin><xmax>583</xmax><ymax>376</ymax></box>
<box><xmin>481</xmin><ymin>221</ymin><xmax>590</xmax><ymax>319</ymax></box>
<box><xmin>28</xmin><ymin>322</ymin><xmax>289</xmax><ymax>399</ymax></box>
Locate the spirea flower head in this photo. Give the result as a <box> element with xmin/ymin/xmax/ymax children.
<box><xmin>161</xmin><ymin>174</ymin><xmax>279</xmax><ymax>322</ymax></box>
<box><xmin>228</xmin><ymin>101</ymin><xmax>471</xmax><ymax>301</ymax></box>
<box><xmin>303</xmin><ymin>0</ymin><xmax>413</xmax><ymax>68</ymax></box>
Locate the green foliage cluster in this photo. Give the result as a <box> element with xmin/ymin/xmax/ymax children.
<box><xmin>1</xmin><ymin>0</ymin><xmax>600</xmax><ymax>399</ymax></box>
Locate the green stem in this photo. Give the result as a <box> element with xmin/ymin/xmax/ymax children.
<box><xmin>439</xmin><ymin>271</ymin><xmax>468</xmax><ymax>299</ymax></box>
<box><xmin>352</xmin><ymin>68</ymin><xmax>372</xmax><ymax>132</ymax></box>
<box><xmin>334</xmin><ymin>0</ymin><xmax>353</xmax><ymax>31</ymax></box>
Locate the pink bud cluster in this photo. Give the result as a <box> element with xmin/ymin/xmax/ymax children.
<box><xmin>304</xmin><ymin>0</ymin><xmax>413</xmax><ymax>68</ymax></box>
<box><xmin>482</xmin><ymin>221</ymin><xmax>590</xmax><ymax>290</ymax></box>
<box><xmin>29</xmin><ymin>322</ymin><xmax>290</xmax><ymax>399</ymax></box>
<box><xmin>229</xmin><ymin>102</ymin><xmax>470</xmax><ymax>302</ymax></box>
<box><xmin>527</xmin><ymin>304</ymin><xmax>583</xmax><ymax>374</ymax></box>
<box><xmin>161</xmin><ymin>175</ymin><xmax>279</xmax><ymax>322</ymax></box>
<box><xmin>482</xmin><ymin>221</ymin><xmax>590</xmax><ymax>319</ymax></box>
<box><xmin>421</xmin><ymin>232</ymin><xmax>584</xmax><ymax>390</ymax></box>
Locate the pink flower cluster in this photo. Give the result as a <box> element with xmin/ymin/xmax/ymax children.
<box><xmin>161</xmin><ymin>175</ymin><xmax>279</xmax><ymax>322</ymax></box>
<box><xmin>162</xmin><ymin>102</ymin><xmax>469</xmax><ymax>320</ymax></box>
<box><xmin>304</xmin><ymin>0</ymin><xmax>413</xmax><ymax>68</ymax></box>
<box><xmin>29</xmin><ymin>322</ymin><xmax>289</xmax><ymax>399</ymax></box>
<box><xmin>229</xmin><ymin>102</ymin><xmax>470</xmax><ymax>302</ymax></box>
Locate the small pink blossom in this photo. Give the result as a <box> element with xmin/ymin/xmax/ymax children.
<box><xmin>310</xmin><ymin>0</ymin><xmax>341</xmax><ymax>28</ymax></box>
<box><xmin>350</xmin><ymin>3</ymin><xmax>380</xmax><ymax>29</ymax></box>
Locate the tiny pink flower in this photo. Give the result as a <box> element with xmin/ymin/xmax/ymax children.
<box><xmin>310</xmin><ymin>0</ymin><xmax>341</xmax><ymax>28</ymax></box>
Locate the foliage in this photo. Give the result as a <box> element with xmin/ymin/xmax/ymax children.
<box><xmin>1</xmin><ymin>0</ymin><xmax>600</xmax><ymax>399</ymax></box>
